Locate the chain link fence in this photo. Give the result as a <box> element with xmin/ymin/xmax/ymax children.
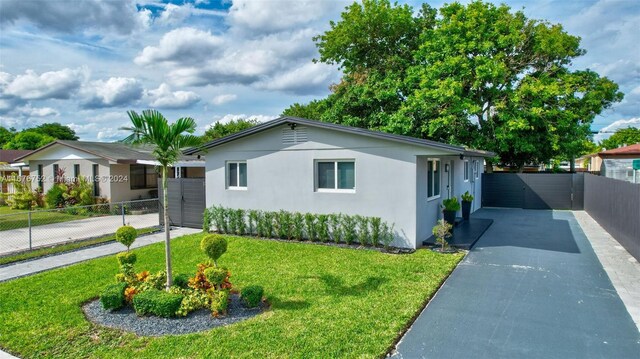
<box><xmin>0</xmin><ymin>199</ymin><xmax>160</xmax><ymax>256</ymax></box>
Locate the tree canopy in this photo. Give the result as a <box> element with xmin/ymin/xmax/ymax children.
<box><xmin>1</xmin><ymin>122</ymin><xmax>78</xmax><ymax>150</ymax></box>
<box><xmin>284</xmin><ymin>0</ymin><xmax>623</xmax><ymax>171</ymax></box>
<box><xmin>600</xmin><ymin>127</ymin><xmax>640</xmax><ymax>150</ymax></box>
<box><xmin>201</xmin><ymin>118</ymin><xmax>260</xmax><ymax>142</ymax></box>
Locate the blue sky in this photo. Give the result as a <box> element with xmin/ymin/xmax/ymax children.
<box><xmin>0</xmin><ymin>0</ymin><xmax>638</xmax><ymax>143</ymax></box>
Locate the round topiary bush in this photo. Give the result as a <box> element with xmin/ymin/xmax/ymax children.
<box><xmin>116</xmin><ymin>225</ymin><xmax>137</xmax><ymax>250</ymax></box>
<box><xmin>117</xmin><ymin>251</ymin><xmax>137</xmax><ymax>266</ymax></box>
<box><xmin>241</xmin><ymin>285</ymin><xmax>264</xmax><ymax>308</ymax></box>
<box><xmin>203</xmin><ymin>267</ymin><xmax>228</xmax><ymax>287</ymax></box>
<box><xmin>200</xmin><ymin>234</ymin><xmax>227</xmax><ymax>265</ymax></box>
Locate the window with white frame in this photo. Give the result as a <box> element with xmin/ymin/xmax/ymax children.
<box><xmin>427</xmin><ymin>159</ymin><xmax>441</xmax><ymax>199</ymax></box>
<box><xmin>227</xmin><ymin>161</ymin><xmax>247</xmax><ymax>189</ymax></box>
<box><xmin>473</xmin><ymin>160</ymin><xmax>479</xmax><ymax>179</ymax></box>
<box><xmin>316</xmin><ymin>160</ymin><xmax>355</xmax><ymax>192</ymax></box>
<box><xmin>464</xmin><ymin>160</ymin><xmax>469</xmax><ymax>182</ymax></box>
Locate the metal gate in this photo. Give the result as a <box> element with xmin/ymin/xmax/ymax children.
<box><xmin>482</xmin><ymin>173</ymin><xmax>584</xmax><ymax>210</ymax></box>
<box><xmin>159</xmin><ymin>178</ymin><xmax>206</xmax><ymax>228</ymax></box>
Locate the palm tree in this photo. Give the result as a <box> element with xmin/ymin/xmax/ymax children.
<box><xmin>122</xmin><ymin>109</ymin><xmax>201</xmax><ymax>289</ymax></box>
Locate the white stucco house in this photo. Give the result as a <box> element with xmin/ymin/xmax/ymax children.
<box><xmin>185</xmin><ymin>117</ymin><xmax>494</xmax><ymax>249</ymax></box>
<box><xmin>13</xmin><ymin>141</ymin><xmax>204</xmax><ymax>203</ymax></box>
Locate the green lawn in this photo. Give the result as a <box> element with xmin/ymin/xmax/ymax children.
<box><xmin>0</xmin><ymin>233</ymin><xmax>463</xmax><ymax>358</ymax></box>
<box><xmin>0</xmin><ymin>227</ymin><xmax>159</xmax><ymax>266</ymax></box>
<box><xmin>0</xmin><ymin>206</ymin><xmax>89</xmax><ymax>231</ymax></box>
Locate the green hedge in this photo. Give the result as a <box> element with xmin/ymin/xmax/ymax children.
<box><xmin>133</xmin><ymin>289</ymin><xmax>184</xmax><ymax>318</ymax></box>
<box><xmin>241</xmin><ymin>285</ymin><xmax>264</xmax><ymax>308</ymax></box>
<box><xmin>100</xmin><ymin>282</ymin><xmax>127</xmax><ymax>310</ymax></box>
<box><xmin>203</xmin><ymin>206</ymin><xmax>395</xmax><ymax>248</ymax></box>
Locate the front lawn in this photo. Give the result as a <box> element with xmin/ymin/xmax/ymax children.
<box><xmin>0</xmin><ymin>233</ymin><xmax>463</xmax><ymax>358</ymax></box>
<box><xmin>0</xmin><ymin>206</ymin><xmax>89</xmax><ymax>231</ymax></box>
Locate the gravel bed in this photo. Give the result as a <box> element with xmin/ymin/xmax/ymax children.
<box><xmin>83</xmin><ymin>293</ymin><xmax>265</xmax><ymax>336</ymax></box>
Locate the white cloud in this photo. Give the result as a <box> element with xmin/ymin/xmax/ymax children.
<box><xmin>227</xmin><ymin>0</ymin><xmax>340</xmax><ymax>35</ymax></box>
<box><xmin>206</xmin><ymin>113</ymin><xmax>277</xmax><ymax>129</ymax></box>
<box><xmin>212</xmin><ymin>94</ymin><xmax>238</xmax><ymax>105</ymax></box>
<box><xmin>134</xmin><ymin>27</ymin><xmax>224</xmax><ymax>66</ymax></box>
<box><xmin>146</xmin><ymin>83</ymin><xmax>200</xmax><ymax>109</ymax></box>
<box><xmin>2</xmin><ymin>68</ymin><xmax>88</xmax><ymax>100</ymax></box>
<box><xmin>255</xmin><ymin>62</ymin><xmax>336</xmax><ymax>95</ymax></box>
<box><xmin>0</xmin><ymin>0</ymin><xmax>148</xmax><ymax>35</ymax></box>
<box><xmin>16</xmin><ymin>105</ymin><xmax>59</xmax><ymax>117</ymax></box>
<box><xmin>593</xmin><ymin>117</ymin><xmax>640</xmax><ymax>143</ymax></box>
<box><xmin>81</xmin><ymin>77</ymin><xmax>143</xmax><ymax>109</ymax></box>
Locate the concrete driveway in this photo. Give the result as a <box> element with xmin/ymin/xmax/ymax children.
<box><xmin>392</xmin><ymin>208</ymin><xmax>640</xmax><ymax>359</ymax></box>
<box><xmin>0</xmin><ymin>213</ymin><xmax>159</xmax><ymax>255</ymax></box>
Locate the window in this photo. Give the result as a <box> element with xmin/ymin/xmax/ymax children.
<box><xmin>92</xmin><ymin>164</ymin><xmax>100</xmax><ymax>196</ymax></box>
<box><xmin>317</xmin><ymin>160</ymin><xmax>355</xmax><ymax>192</ymax></box>
<box><xmin>473</xmin><ymin>160</ymin><xmax>479</xmax><ymax>179</ymax></box>
<box><xmin>130</xmin><ymin>164</ymin><xmax>158</xmax><ymax>189</ymax></box>
<box><xmin>427</xmin><ymin>159</ymin><xmax>440</xmax><ymax>200</ymax></box>
<box><xmin>227</xmin><ymin>161</ymin><xmax>247</xmax><ymax>189</ymax></box>
<box><xmin>73</xmin><ymin>164</ymin><xmax>80</xmax><ymax>179</ymax></box>
<box><xmin>37</xmin><ymin>164</ymin><xmax>43</xmax><ymax>190</ymax></box>
<box><xmin>464</xmin><ymin>160</ymin><xmax>469</xmax><ymax>182</ymax></box>
<box><xmin>53</xmin><ymin>164</ymin><xmax>59</xmax><ymax>179</ymax></box>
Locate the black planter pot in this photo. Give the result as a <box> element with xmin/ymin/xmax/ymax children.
<box><xmin>461</xmin><ymin>201</ymin><xmax>472</xmax><ymax>221</ymax></box>
<box><xmin>442</xmin><ymin>210</ymin><xmax>456</xmax><ymax>228</ymax></box>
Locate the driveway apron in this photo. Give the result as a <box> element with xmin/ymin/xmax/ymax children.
<box><xmin>392</xmin><ymin>208</ymin><xmax>640</xmax><ymax>359</ymax></box>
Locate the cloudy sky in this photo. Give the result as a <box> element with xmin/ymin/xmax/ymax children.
<box><xmin>0</xmin><ymin>0</ymin><xmax>638</xmax><ymax>142</ymax></box>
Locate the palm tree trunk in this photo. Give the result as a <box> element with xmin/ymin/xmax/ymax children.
<box><xmin>162</xmin><ymin>165</ymin><xmax>173</xmax><ymax>290</ymax></box>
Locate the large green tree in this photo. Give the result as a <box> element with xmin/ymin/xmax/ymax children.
<box><xmin>0</xmin><ymin>122</ymin><xmax>78</xmax><ymax>150</ymax></box>
<box><xmin>3</xmin><ymin>131</ymin><xmax>56</xmax><ymax>150</ymax></box>
<box><xmin>201</xmin><ymin>118</ymin><xmax>260</xmax><ymax>142</ymax></box>
<box><xmin>600</xmin><ymin>127</ymin><xmax>640</xmax><ymax>150</ymax></box>
<box><xmin>34</xmin><ymin>122</ymin><xmax>79</xmax><ymax>141</ymax></box>
<box><xmin>122</xmin><ymin>110</ymin><xmax>201</xmax><ymax>289</ymax></box>
<box><xmin>286</xmin><ymin>0</ymin><xmax>623</xmax><ymax>171</ymax></box>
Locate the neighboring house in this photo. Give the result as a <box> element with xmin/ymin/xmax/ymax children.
<box><xmin>13</xmin><ymin>141</ymin><xmax>204</xmax><ymax>203</ymax></box>
<box><xmin>0</xmin><ymin>150</ymin><xmax>32</xmax><ymax>196</ymax></box>
<box><xmin>185</xmin><ymin>117</ymin><xmax>494</xmax><ymax>249</ymax></box>
<box><xmin>599</xmin><ymin>144</ymin><xmax>640</xmax><ymax>184</ymax></box>
<box><xmin>576</xmin><ymin>152</ymin><xmax>602</xmax><ymax>172</ymax></box>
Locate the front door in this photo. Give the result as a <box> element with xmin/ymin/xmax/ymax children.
<box><xmin>446</xmin><ymin>160</ymin><xmax>455</xmax><ymax>199</ymax></box>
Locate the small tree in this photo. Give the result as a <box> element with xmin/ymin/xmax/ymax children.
<box><xmin>432</xmin><ymin>219</ymin><xmax>453</xmax><ymax>252</ymax></box>
<box><xmin>122</xmin><ymin>109</ymin><xmax>201</xmax><ymax>290</ymax></box>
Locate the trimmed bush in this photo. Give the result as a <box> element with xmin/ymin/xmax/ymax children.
<box><xmin>201</xmin><ymin>234</ymin><xmax>227</xmax><ymax>265</ymax></box>
<box><xmin>210</xmin><ymin>289</ymin><xmax>230</xmax><ymax>316</ymax></box>
<box><xmin>204</xmin><ymin>267</ymin><xmax>228</xmax><ymax>287</ymax></box>
<box><xmin>292</xmin><ymin>212</ymin><xmax>305</xmax><ymax>241</ymax></box>
<box><xmin>173</xmin><ymin>273</ymin><xmax>190</xmax><ymax>289</ymax></box>
<box><xmin>100</xmin><ymin>282</ymin><xmax>127</xmax><ymax>310</ymax></box>
<box><xmin>115</xmin><ymin>225</ymin><xmax>137</xmax><ymax>250</ymax></box>
<box><xmin>133</xmin><ymin>289</ymin><xmax>183</xmax><ymax>318</ymax></box>
<box><xmin>116</xmin><ymin>251</ymin><xmax>137</xmax><ymax>266</ymax></box>
<box><xmin>241</xmin><ymin>285</ymin><xmax>264</xmax><ymax>308</ymax></box>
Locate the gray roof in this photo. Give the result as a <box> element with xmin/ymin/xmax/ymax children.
<box><xmin>185</xmin><ymin>116</ymin><xmax>495</xmax><ymax>157</ymax></box>
<box><xmin>14</xmin><ymin>140</ymin><xmax>198</xmax><ymax>164</ymax></box>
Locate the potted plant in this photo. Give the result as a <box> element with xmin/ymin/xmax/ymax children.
<box><xmin>441</xmin><ymin>197</ymin><xmax>460</xmax><ymax>227</ymax></box>
<box><xmin>461</xmin><ymin>191</ymin><xmax>474</xmax><ymax>220</ymax></box>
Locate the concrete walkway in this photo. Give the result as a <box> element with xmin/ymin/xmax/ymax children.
<box><xmin>0</xmin><ymin>227</ymin><xmax>201</xmax><ymax>282</ymax></box>
<box><xmin>0</xmin><ymin>213</ymin><xmax>159</xmax><ymax>255</ymax></box>
<box><xmin>574</xmin><ymin>211</ymin><xmax>640</xmax><ymax>330</ymax></box>
<box><xmin>392</xmin><ymin>208</ymin><xmax>640</xmax><ymax>359</ymax></box>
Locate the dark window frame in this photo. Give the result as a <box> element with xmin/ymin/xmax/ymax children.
<box><xmin>130</xmin><ymin>164</ymin><xmax>158</xmax><ymax>190</ymax></box>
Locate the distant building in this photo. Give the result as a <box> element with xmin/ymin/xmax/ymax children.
<box><xmin>576</xmin><ymin>152</ymin><xmax>602</xmax><ymax>172</ymax></box>
<box><xmin>0</xmin><ymin>150</ymin><xmax>32</xmax><ymax>197</ymax></box>
<box><xmin>599</xmin><ymin>144</ymin><xmax>640</xmax><ymax>184</ymax></box>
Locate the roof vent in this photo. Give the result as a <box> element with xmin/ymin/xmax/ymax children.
<box><xmin>282</xmin><ymin>126</ymin><xmax>308</xmax><ymax>145</ymax></box>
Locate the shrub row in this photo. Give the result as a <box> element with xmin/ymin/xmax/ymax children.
<box><xmin>203</xmin><ymin>206</ymin><xmax>395</xmax><ymax>248</ymax></box>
